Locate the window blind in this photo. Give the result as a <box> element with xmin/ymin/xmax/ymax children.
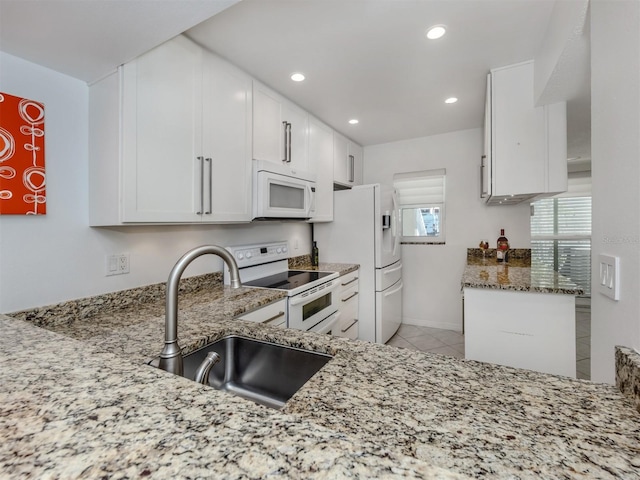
<box><xmin>531</xmin><ymin>173</ymin><xmax>591</xmax><ymax>296</ymax></box>
<box><xmin>394</xmin><ymin>169</ymin><xmax>445</xmax><ymax>206</ymax></box>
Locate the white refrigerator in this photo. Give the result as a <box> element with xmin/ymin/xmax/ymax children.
<box><xmin>315</xmin><ymin>184</ymin><xmax>402</xmax><ymax>344</ymax></box>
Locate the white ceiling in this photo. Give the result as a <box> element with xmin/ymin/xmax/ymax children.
<box><xmin>0</xmin><ymin>0</ymin><xmax>239</xmax><ymax>84</ymax></box>
<box><xmin>0</xmin><ymin>0</ymin><xmax>590</xmax><ymax>155</ymax></box>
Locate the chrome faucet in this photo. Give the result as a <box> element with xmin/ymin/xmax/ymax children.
<box><xmin>158</xmin><ymin>245</ymin><xmax>241</xmax><ymax>376</ymax></box>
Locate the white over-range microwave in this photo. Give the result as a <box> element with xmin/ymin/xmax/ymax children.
<box><xmin>252</xmin><ymin>160</ymin><xmax>316</xmax><ymax>220</ymax></box>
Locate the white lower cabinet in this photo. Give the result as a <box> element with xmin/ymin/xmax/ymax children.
<box><xmin>235</xmin><ymin>299</ymin><xmax>287</xmax><ymax>328</ymax></box>
<box><xmin>335</xmin><ymin>270</ymin><xmax>359</xmax><ymax>339</ymax></box>
<box><xmin>463</xmin><ymin>287</ymin><xmax>576</xmax><ymax>377</ymax></box>
<box><xmin>89</xmin><ymin>34</ymin><xmax>252</xmax><ymax>225</ymax></box>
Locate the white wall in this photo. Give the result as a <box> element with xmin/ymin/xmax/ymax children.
<box><xmin>0</xmin><ymin>52</ymin><xmax>311</xmax><ymax>313</ymax></box>
<box><xmin>364</xmin><ymin>128</ymin><xmax>531</xmax><ymax>331</ymax></box>
<box><xmin>590</xmin><ymin>0</ymin><xmax>640</xmax><ymax>383</ymax></box>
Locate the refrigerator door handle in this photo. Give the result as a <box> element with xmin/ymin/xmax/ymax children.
<box><xmin>383</xmin><ymin>263</ymin><xmax>403</xmax><ymax>275</ymax></box>
<box><xmin>384</xmin><ymin>280</ymin><xmax>403</xmax><ymax>298</ymax></box>
<box><xmin>391</xmin><ymin>190</ymin><xmax>400</xmax><ymax>255</ymax></box>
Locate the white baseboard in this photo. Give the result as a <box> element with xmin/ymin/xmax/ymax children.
<box><xmin>402</xmin><ymin>317</ymin><xmax>462</xmax><ymax>333</ymax></box>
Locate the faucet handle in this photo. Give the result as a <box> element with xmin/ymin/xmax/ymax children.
<box><xmin>193</xmin><ymin>351</ymin><xmax>221</xmax><ymax>385</ymax></box>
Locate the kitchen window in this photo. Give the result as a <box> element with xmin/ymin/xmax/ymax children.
<box><xmin>530</xmin><ymin>171</ymin><xmax>591</xmax><ymax>296</ymax></box>
<box><xmin>394</xmin><ymin>169</ymin><xmax>446</xmax><ymax>243</ymax></box>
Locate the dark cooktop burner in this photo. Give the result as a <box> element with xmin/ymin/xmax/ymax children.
<box><xmin>243</xmin><ymin>270</ymin><xmax>333</xmax><ymax>291</ymax></box>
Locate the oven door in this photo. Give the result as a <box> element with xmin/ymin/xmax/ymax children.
<box><xmin>288</xmin><ymin>280</ymin><xmax>338</xmax><ymax>332</ymax></box>
<box><xmin>254</xmin><ymin>170</ymin><xmax>315</xmax><ymax>219</ymax></box>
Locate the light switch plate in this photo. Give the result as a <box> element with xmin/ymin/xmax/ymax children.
<box><xmin>598</xmin><ymin>254</ymin><xmax>619</xmax><ymax>300</ymax></box>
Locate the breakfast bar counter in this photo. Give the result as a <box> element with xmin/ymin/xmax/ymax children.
<box><xmin>2</xmin><ymin>272</ymin><xmax>640</xmax><ymax>479</ymax></box>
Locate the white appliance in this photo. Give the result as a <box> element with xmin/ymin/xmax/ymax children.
<box><xmin>252</xmin><ymin>160</ymin><xmax>316</xmax><ymax>220</ymax></box>
<box><xmin>224</xmin><ymin>241</ymin><xmax>340</xmax><ymax>334</ymax></box>
<box><xmin>315</xmin><ymin>184</ymin><xmax>402</xmax><ymax>344</ymax></box>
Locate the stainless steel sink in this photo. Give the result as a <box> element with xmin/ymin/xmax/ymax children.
<box><xmin>179</xmin><ymin>335</ymin><xmax>332</xmax><ymax>409</ymax></box>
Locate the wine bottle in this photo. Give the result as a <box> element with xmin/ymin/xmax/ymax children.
<box><xmin>496</xmin><ymin>229</ymin><xmax>509</xmax><ymax>263</ymax></box>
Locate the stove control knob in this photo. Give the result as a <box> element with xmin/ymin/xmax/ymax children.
<box><xmin>246</xmin><ymin>251</ymin><xmax>253</xmax><ymax>259</ymax></box>
<box><xmin>282</xmin><ymin>246</ymin><xmax>288</xmax><ymax>253</ymax></box>
<box><xmin>276</xmin><ymin>247</ymin><xmax>282</xmax><ymax>254</ymax></box>
<box><xmin>236</xmin><ymin>252</ymin><xmax>244</xmax><ymax>260</ymax></box>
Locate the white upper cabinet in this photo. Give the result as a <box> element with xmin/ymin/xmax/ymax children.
<box><xmin>482</xmin><ymin>61</ymin><xmax>567</xmax><ymax>205</ymax></box>
<box><xmin>252</xmin><ymin>81</ymin><xmax>309</xmax><ymax>171</ymax></box>
<box><xmin>308</xmin><ymin>116</ymin><xmax>334</xmax><ymax>222</ymax></box>
<box><xmin>89</xmin><ymin>35</ymin><xmax>252</xmax><ymax>225</ymax></box>
<box><xmin>333</xmin><ymin>132</ymin><xmax>363</xmax><ymax>188</ymax></box>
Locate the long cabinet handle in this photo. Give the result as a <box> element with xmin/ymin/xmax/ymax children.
<box><xmin>282</xmin><ymin>121</ymin><xmax>288</xmax><ymax>162</ymax></box>
<box><xmin>205</xmin><ymin>157</ymin><xmax>212</xmax><ymax>214</ymax></box>
<box><xmin>196</xmin><ymin>156</ymin><xmax>204</xmax><ymax>215</ymax></box>
<box><xmin>341</xmin><ymin>291</ymin><xmax>358</xmax><ymax>302</ymax></box>
<box><xmin>287</xmin><ymin>122</ymin><xmax>292</xmax><ymax>163</ymax></box>
<box><xmin>348</xmin><ymin>154</ymin><xmax>355</xmax><ymax>182</ymax></box>
<box><xmin>341</xmin><ymin>276</ymin><xmax>358</xmax><ymax>287</ymax></box>
<box><xmin>263</xmin><ymin>311</ymin><xmax>286</xmax><ymax>323</ymax></box>
<box><xmin>480</xmin><ymin>155</ymin><xmax>487</xmax><ymax>198</ymax></box>
<box><xmin>341</xmin><ymin>319</ymin><xmax>358</xmax><ymax>333</ymax></box>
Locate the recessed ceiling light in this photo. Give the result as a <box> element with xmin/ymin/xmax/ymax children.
<box><xmin>290</xmin><ymin>73</ymin><xmax>305</xmax><ymax>82</ymax></box>
<box><xmin>348</xmin><ymin>119</ymin><xmax>359</xmax><ymax>125</ymax></box>
<box><xmin>426</xmin><ymin>25</ymin><xmax>446</xmax><ymax>40</ymax></box>
<box><xmin>445</xmin><ymin>97</ymin><xmax>458</xmax><ymax>104</ymax></box>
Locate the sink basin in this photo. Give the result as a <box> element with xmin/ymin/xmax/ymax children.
<box><xmin>180</xmin><ymin>335</ymin><xmax>332</xmax><ymax>409</ymax></box>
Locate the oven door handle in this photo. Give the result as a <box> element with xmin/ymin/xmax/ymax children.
<box><xmin>289</xmin><ymin>284</ymin><xmax>337</xmax><ymax>306</ymax></box>
<box><xmin>311</xmin><ymin>311</ymin><xmax>340</xmax><ymax>335</ymax></box>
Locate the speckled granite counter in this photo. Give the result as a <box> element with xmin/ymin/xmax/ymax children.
<box><xmin>462</xmin><ymin>256</ymin><xmax>584</xmax><ymax>295</ymax></box>
<box><xmin>3</xmin><ymin>273</ymin><xmax>640</xmax><ymax>478</ymax></box>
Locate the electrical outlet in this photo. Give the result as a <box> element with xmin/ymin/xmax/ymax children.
<box><xmin>598</xmin><ymin>254</ymin><xmax>619</xmax><ymax>300</ymax></box>
<box><xmin>106</xmin><ymin>254</ymin><xmax>130</xmax><ymax>276</ymax></box>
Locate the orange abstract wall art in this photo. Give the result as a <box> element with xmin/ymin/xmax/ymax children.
<box><xmin>0</xmin><ymin>92</ymin><xmax>46</xmax><ymax>215</ymax></box>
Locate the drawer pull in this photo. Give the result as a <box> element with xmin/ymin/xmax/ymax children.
<box><xmin>341</xmin><ymin>276</ymin><xmax>358</xmax><ymax>286</ymax></box>
<box><xmin>341</xmin><ymin>291</ymin><xmax>358</xmax><ymax>302</ymax></box>
<box><xmin>341</xmin><ymin>319</ymin><xmax>358</xmax><ymax>333</ymax></box>
<box><xmin>264</xmin><ymin>311</ymin><xmax>286</xmax><ymax>323</ymax></box>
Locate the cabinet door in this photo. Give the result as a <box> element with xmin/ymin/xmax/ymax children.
<box><xmin>281</xmin><ymin>101</ymin><xmax>309</xmax><ymax>171</ymax></box>
<box><xmin>481</xmin><ymin>73</ymin><xmax>492</xmax><ymax>198</ymax></box>
<box><xmin>333</xmin><ymin>132</ymin><xmax>350</xmax><ymax>185</ymax></box>
<box><xmin>491</xmin><ymin>62</ymin><xmax>546</xmax><ymax>197</ymax></box>
<box><xmin>253</xmin><ymin>83</ymin><xmax>284</xmax><ymax>164</ymax></box>
<box><xmin>121</xmin><ymin>36</ymin><xmax>203</xmax><ymax>222</ymax></box>
<box><xmin>202</xmin><ymin>54</ymin><xmax>253</xmax><ymax>222</ymax></box>
<box><xmin>308</xmin><ymin>117</ymin><xmax>333</xmax><ymax>222</ymax></box>
<box><xmin>350</xmin><ymin>142</ymin><xmax>363</xmax><ymax>186</ymax></box>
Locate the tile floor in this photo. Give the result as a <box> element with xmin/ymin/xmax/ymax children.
<box><xmin>386</xmin><ymin>307</ymin><xmax>591</xmax><ymax>380</ymax></box>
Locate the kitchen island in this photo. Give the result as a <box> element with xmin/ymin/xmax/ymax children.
<box><xmin>462</xmin><ymin>249</ymin><xmax>584</xmax><ymax>377</ymax></box>
<box><xmin>2</xmin><ymin>271</ymin><xmax>640</xmax><ymax>479</ymax></box>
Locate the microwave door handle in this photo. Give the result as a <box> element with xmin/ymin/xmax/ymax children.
<box><xmin>306</xmin><ymin>183</ymin><xmax>315</xmax><ymax>217</ymax></box>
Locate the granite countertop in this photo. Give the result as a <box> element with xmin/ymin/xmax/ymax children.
<box><xmin>3</xmin><ymin>272</ymin><xmax>640</xmax><ymax>478</ymax></box>
<box><xmin>462</xmin><ymin>256</ymin><xmax>584</xmax><ymax>295</ymax></box>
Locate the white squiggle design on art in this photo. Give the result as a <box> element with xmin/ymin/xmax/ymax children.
<box><xmin>18</xmin><ymin>100</ymin><xmax>44</xmax><ymax>125</ymax></box>
<box><xmin>0</xmin><ymin>191</ymin><xmax>12</xmax><ymax>200</ymax></box>
<box><xmin>17</xmin><ymin>99</ymin><xmax>45</xmax><ymax>214</ymax></box>
<box><xmin>0</xmin><ymin>127</ymin><xmax>15</xmax><ymax>163</ymax></box>
<box><xmin>0</xmin><ymin>166</ymin><xmax>16</xmax><ymax>179</ymax></box>
<box><xmin>0</xmin><ymin>94</ymin><xmax>4</xmax><ymax>102</ymax></box>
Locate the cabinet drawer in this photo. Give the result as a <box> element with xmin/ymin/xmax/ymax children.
<box><xmin>236</xmin><ymin>299</ymin><xmax>287</xmax><ymax>328</ymax></box>
<box><xmin>339</xmin><ymin>271</ymin><xmax>359</xmax><ymax>290</ymax></box>
<box><xmin>339</xmin><ymin>283</ymin><xmax>359</xmax><ymax>307</ymax></box>
<box><xmin>337</xmin><ymin>304</ymin><xmax>359</xmax><ymax>339</ymax></box>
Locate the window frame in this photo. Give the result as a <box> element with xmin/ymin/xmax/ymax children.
<box><xmin>394</xmin><ymin>169</ymin><xmax>446</xmax><ymax>244</ymax></box>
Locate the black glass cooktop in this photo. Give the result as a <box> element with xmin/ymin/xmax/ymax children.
<box><xmin>243</xmin><ymin>270</ymin><xmax>333</xmax><ymax>291</ymax></box>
